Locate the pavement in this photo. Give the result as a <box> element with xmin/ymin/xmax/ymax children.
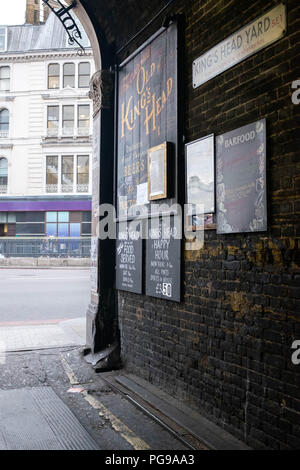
<box><xmin>0</xmin><ymin>317</ymin><xmax>86</xmax><ymax>352</ymax></box>
<box><xmin>0</xmin><ymin>267</ymin><xmax>191</xmax><ymax>451</ymax></box>
<box><xmin>0</xmin><ymin>346</ymin><xmax>190</xmax><ymax>451</ymax></box>
<box><xmin>0</xmin><ymin>268</ymin><xmax>249</xmax><ymax>452</ymax></box>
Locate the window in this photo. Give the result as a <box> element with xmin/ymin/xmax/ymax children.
<box><xmin>81</xmin><ymin>211</ymin><xmax>91</xmax><ymax>236</ymax></box>
<box><xmin>46</xmin><ymin>105</ymin><xmax>91</xmax><ymax>137</ymax></box>
<box><xmin>46</xmin><ymin>212</ymin><xmax>80</xmax><ymax>237</ymax></box>
<box><xmin>0</xmin><ymin>67</ymin><xmax>10</xmax><ymax>91</ymax></box>
<box><xmin>62</xmin><ymin>105</ymin><xmax>74</xmax><ymax>135</ymax></box>
<box><xmin>78</xmin><ymin>62</ymin><xmax>90</xmax><ymax>88</ymax></box>
<box><xmin>63</xmin><ymin>63</ymin><xmax>75</xmax><ymax>88</ymax></box>
<box><xmin>47</xmin><ymin>106</ymin><xmax>59</xmax><ymax>136</ymax></box>
<box><xmin>77</xmin><ymin>104</ymin><xmax>90</xmax><ymax>135</ymax></box>
<box><xmin>48</xmin><ymin>63</ymin><xmax>60</xmax><ymax>89</ymax></box>
<box><xmin>77</xmin><ymin>155</ymin><xmax>89</xmax><ymax>192</ymax></box>
<box><xmin>0</xmin><ymin>28</ymin><xmax>7</xmax><ymax>52</ymax></box>
<box><xmin>0</xmin><ymin>109</ymin><xmax>9</xmax><ymax>137</ymax></box>
<box><xmin>0</xmin><ymin>157</ymin><xmax>8</xmax><ymax>193</ymax></box>
<box><xmin>61</xmin><ymin>156</ymin><xmax>74</xmax><ymax>192</ymax></box>
<box><xmin>15</xmin><ymin>212</ymin><xmax>44</xmax><ymax>236</ymax></box>
<box><xmin>46</xmin><ymin>155</ymin><xmax>89</xmax><ymax>193</ymax></box>
<box><xmin>46</xmin><ymin>156</ymin><xmax>58</xmax><ymax>193</ymax></box>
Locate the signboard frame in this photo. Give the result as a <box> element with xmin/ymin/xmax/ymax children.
<box><xmin>185</xmin><ymin>133</ymin><xmax>215</xmax><ymax>216</ymax></box>
<box><xmin>148</xmin><ymin>142</ymin><xmax>168</xmax><ymax>201</ymax></box>
<box><xmin>193</xmin><ymin>3</ymin><xmax>287</xmax><ymax>89</ymax></box>
<box><xmin>116</xmin><ymin>22</ymin><xmax>179</xmax><ymax>222</ymax></box>
<box><xmin>145</xmin><ymin>215</ymin><xmax>182</xmax><ymax>302</ymax></box>
<box><xmin>216</xmin><ymin>118</ymin><xmax>267</xmax><ymax>234</ymax></box>
<box><xmin>115</xmin><ymin>223</ymin><xmax>143</xmax><ymax>294</ymax></box>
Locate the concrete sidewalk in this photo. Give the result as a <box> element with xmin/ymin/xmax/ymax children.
<box><xmin>0</xmin><ymin>317</ymin><xmax>86</xmax><ymax>352</ymax></box>
<box><xmin>0</xmin><ymin>347</ymin><xmax>189</xmax><ymax>450</ymax></box>
<box><xmin>0</xmin><ymin>257</ymin><xmax>91</xmax><ymax>268</ymax></box>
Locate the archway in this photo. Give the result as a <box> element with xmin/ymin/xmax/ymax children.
<box><xmin>42</xmin><ymin>1</ymin><xmax>118</xmax><ymax>359</ymax></box>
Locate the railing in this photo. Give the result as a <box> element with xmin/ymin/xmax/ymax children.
<box><xmin>46</xmin><ymin>183</ymin><xmax>89</xmax><ymax>193</ymax></box>
<box><xmin>0</xmin><ymin>184</ymin><xmax>7</xmax><ymax>194</ymax></box>
<box><xmin>46</xmin><ymin>184</ymin><xmax>58</xmax><ymax>193</ymax></box>
<box><xmin>46</xmin><ymin>128</ymin><xmax>91</xmax><ymax>138</ymax></box>
<box><xmin>0</xmin><ymin>130</ymin><xmax>8</xmax><ymax>138</ymax></box>
<box><xmin>0</xmin><ymin>237</ymin><xmax>91</xmax><ymax>258</ymax></box>
<box><xmin>77</xmin><ymin>183</ymin><xmax>89</xmax><ymax>192</ymax></box>
<box><xmin>61</xmin><ymin>183</ymin><xmax>74</xmax><ymax>193</ymax></box>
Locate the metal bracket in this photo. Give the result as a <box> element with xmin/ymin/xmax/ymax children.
<box><xmin>42</xmin><ymin>0</ymin><xmax>85</xmax><ymax>54</ymax></box>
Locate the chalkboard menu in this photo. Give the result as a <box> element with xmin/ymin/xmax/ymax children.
<box><xmin>216</xmin><ymin>119</ymin><xmax>267</xmax><ymax>234</ymax></box>
<box><xmin>117</xmin><ymin>23</ymin><xmax>178</xmax><ymax>219</ymax></box>
<box><xmin>116</xmin><ymin>224</ymin><xmax>142</xmax><ymax>294</ymax></box>
<box><xmin>146</xmin><ymin>216</ymin><xmax>181</xmax><ymax>302</ymax></box>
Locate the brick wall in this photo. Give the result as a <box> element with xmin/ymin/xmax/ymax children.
<box><xmin>84</xmin><ymin>0</ymin><xmax>300</xmax><ymax>449</ymax></box>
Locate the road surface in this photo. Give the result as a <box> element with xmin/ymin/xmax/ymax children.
<box><xmin>0</xmin><ymin>268</ymin><xmax>90</xmax><ymax>323</ymax></box>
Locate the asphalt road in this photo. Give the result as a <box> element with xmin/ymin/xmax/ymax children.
<box><xmin>0</xmin><ymin>268</ymin><xmax>91</xmax><ymax>323</ymax></box>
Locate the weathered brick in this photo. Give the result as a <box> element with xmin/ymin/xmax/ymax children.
<box><xmin>103</xmin><ymin>0</ymin><xmax>300</xmax><ymax>451</ymax></box>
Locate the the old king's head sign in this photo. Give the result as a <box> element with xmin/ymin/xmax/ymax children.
<box><xmin>117</xmin><ymin>23</ymin><xmax>178</xmax><ymax>218</ymax></box>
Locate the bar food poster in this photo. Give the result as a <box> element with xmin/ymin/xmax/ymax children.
<box><xmin>216</xmin><ymin>119</ymin><xmax>267</xmax><ymax>234</ymax></box>
<box><xmin>117</xmin><ymin>24</ymin><xmax>177</xmax><ymax>218</ymax></box>
<box><xmin>185</xmin><ymin>134</ymin><xmax>215</xmax><ymax>214</ymax></box>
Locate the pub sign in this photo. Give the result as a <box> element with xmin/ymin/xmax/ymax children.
<box><xmin>117</xmin><ymin>24</ymin><xmax>178</xmax><ymax>219</ymax></box>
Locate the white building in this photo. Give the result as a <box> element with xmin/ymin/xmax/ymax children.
<box><xmin>0</xmin><ymin>10</ymin><xmax>94</xmax><ymax>244</ymax></box>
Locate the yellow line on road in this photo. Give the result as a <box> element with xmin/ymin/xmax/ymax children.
<box><xmin>60</xmin><ymin>354</ymin><xmax>150</xmax><ymax>450</ymax></box>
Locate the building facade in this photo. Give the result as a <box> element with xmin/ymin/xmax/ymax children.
<box><xmin>0</xmin><ymin>8</ymin><xmax>94</xmax><ymax>252</ymax></box>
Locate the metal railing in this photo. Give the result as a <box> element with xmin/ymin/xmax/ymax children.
<box><xmin>0</xmin><ymin>237</ymin><xmax>91</xmax><ymax>258</ymax></box>
<box><xmin>46</xmin><ymin>128</ymin><xmax>91</xmax><ymax>138</ymax></box>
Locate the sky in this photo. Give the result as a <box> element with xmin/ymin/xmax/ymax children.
<box><xmin>0</xmin><ymin>0</ymin><xmax>27</xmax><ymax>25</ymax></box>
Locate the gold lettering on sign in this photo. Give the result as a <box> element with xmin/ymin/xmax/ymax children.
<box><xmin>120</xmin><ymin>58</ymin><xmax>174</xmax><ymax>138</ymax></box>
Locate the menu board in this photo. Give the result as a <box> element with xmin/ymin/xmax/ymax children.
<box><xmin>117</xmin><ymin>24</ymin><xmax>178</xmax><ymax>219</ymax></box>
<box><xmin>116</xmin><ymin>224</ymin><xmax>142</xmax><ymax>293</ymax></box>
<box><xmin>216</xmin><ymin>119</ymin><xmax>267</xmax><ymax>234</ymax></box>
<box><xmin>146</xmin><ymin>216</ymin><xmax>181</xmax><ymax>302</ymax></box>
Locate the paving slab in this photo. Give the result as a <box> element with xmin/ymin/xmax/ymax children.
<box><xmin>0</xmin><ymin>317</ymin><xmax>86</xmax><ymax>352</ymax></box>
<box><xmin>0</xmin><ymin>386</ymin><xmax>99</xmax><ymax>450</ymax></box>
<box><xmin>113</xmin><ymin>374</ymin><xmax>250</xmax><ymax>451</ymax></box>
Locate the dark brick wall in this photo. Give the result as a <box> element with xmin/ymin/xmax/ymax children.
<box><xmin>84</xmin><ymin>0</ymin><xmax>300</xmax><ymax>449</ymax></box>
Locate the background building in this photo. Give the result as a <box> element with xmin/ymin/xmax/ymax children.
<box><xmin>0</xmin><ymin>4</ymin><xmax>94</xmax><ymax>252</ymax></box>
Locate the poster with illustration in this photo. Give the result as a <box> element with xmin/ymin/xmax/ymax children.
<box><xmin>185</xmin><ymin>134</ymin><xmax>215</xmax><ymax>215</ymax></box>
<box><xmin>216</xmin><ymin>119</ymin><xmax>267</xmax><ymax>234</ymax></box>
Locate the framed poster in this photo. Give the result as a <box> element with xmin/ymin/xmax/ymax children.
<box><xmin>185</xmin><ymin>134</ymin><xmax>215</xmax><ymax>216</ymax></box>
<box><xmin>148</xmin><ymin>142</ymin><xmax>167</xmax><ymax>201</ymax></box>
<box><xmin>216</xmin><ymin>119</ymin><xmax>267</xmax><ymax>234</ymax></box>
<box><xmin>117</xmin><ymin>23</ymin><xmax>178</xmax><ymax>219</ymax></box>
